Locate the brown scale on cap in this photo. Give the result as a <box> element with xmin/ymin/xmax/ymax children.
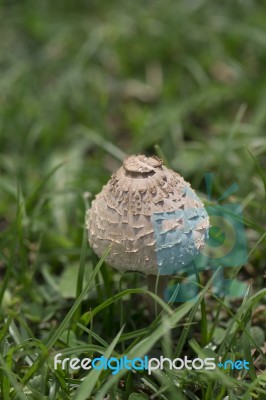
<box><xmin>86</xmin><ymin>154</ymin><xmax>209</xmax><ymax>275</ymax></box>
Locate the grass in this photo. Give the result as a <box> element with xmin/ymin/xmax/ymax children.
<box><xmin>0</xmin><ymin>0</ymin><xmax>266</xmax><ymax>399</ymax></box>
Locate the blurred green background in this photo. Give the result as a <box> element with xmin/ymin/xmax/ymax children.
<box><xmin>1</xmin><ymin>0</ymin><xmax>266</xmax><ymax>297</ymax></box>
<box><xmin>1</xmin><ymin>0</ymin><xmax>266</xmax><ymax>266</ymax></box>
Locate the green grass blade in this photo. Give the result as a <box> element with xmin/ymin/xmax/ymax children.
<box><xmin>74</xmin><ymin>326</ymin><xmax>124</xmax><ymax>400</ymax></box>
<box><xmin>94</xmin><ymin>301</ymin><xmax>194</xmax><ymax>400</ymax></box>
<box><xmin>21</xmin><ymin>247</ymin><xmax>110</xmax><ymax>385</ymax></box>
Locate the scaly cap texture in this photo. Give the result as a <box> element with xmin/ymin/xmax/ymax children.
<box><xmin>87</xmin><ymin>155</ymin><xmax>209</xmax><ymax>275</ymax></box>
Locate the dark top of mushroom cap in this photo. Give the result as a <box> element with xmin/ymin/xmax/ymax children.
<box><xmin>107</xmin><ymin>155</ymin><xmax>190</xmax><ymax>216</ymax></box>
<box><xmin>123</xmin><ymin>155</ymin><xmax>163</xmax><ymax>176</ymax></box>
<box><xmin>87</xmin><ymin>155</ymin><xmax>209</xmax><ymax>275</ymax></box>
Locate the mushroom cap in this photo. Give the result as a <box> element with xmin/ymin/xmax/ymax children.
<box><xmin>87</xmin><ymin>155</ymin><xmax>209</xmax><ymax>275</ymax></box>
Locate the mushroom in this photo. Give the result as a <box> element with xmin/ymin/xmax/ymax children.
<box><xmin>86</xmin><ymin>154</ymin><xmax>209</xmax><ymax>308</ymax></box>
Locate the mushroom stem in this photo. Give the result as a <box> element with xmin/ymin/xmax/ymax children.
<box><xmin>147</xmin><ymin>274</ymin><xmax>169</xmax><ymax>315</ymax></box>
